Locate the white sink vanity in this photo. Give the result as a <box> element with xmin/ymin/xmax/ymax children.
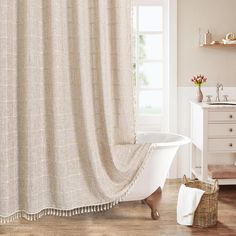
<box><xmin>190</xmin><ymin>101</ymin><xmax>236</xmax><ymax>185</ymax></box>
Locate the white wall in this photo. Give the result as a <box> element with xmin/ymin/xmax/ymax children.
<box><xmin>176</xmin><ymin>0</ymin><xmax>236</xmax><ymax>178</ymax></box>
<box><xmin>178</xmin><ymin>0</ymin><xmax>236</xmax><ymax>87</ymax></box>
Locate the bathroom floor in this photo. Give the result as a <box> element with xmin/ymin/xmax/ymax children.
<box><xmin>0</xmin><ymin>180</ymin><xmax>236</xmax><ymax>236</ymax></box>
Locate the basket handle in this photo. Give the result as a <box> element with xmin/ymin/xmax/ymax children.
<box><xmin>183</xmin><ymin>175</ymin><xmax>188</xmax><ymax>184</ymax></box>
<box><xmin>212</xmin><ymin>179</ymin><xmax>219</xmax><ymax>192</ymax></box>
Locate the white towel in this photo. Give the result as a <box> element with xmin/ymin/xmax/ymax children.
<box><xmin>177</xmin><ymin>184</ymin><xmax>205</xmax><ymax>225</ymax></box>
<box><xmin>222</xmin><ymin>39</ymin><xmax>236</xmax><ymax>44</ymax></box>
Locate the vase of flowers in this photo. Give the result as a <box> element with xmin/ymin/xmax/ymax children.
<box><xmin>191</xmin><ymin>75</ymin><xmax>207</xmax><ymax>102</ymax></box>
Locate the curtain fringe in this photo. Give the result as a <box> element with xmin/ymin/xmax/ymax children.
<box><xmin>0</xmin><ymin>144</ymin><xmax>154</xmax><ymax>224</ymax></box>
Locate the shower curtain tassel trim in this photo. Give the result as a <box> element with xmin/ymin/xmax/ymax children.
<box><xmin>0</xmin><ymin>145</ymin><xmax>154</xmax><ymax>224</ymax></box>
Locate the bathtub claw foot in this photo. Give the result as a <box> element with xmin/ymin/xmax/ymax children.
<box><xmin>151</xmin><ymin>209</ymin><xmax>160</xmax><ymax>220</ymax></box>
<box><xmin>144</xmin><ymin>187</ymin><xmax>162</xmax><ymax>220</ymax></box>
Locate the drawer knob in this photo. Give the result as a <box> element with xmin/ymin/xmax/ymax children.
<box><xmin>229</xmin><ymin>115</ymin><xmax>233</xmax><ymax>119</ymax></box>
<box><xmin>229</xmin><ymin>143</ymin><xmax>233</xmax><ymax>147</ymax></box>
<box><xmin>229</xmin><ymin>128</ymin><xmax>233</xmax><ymax>132</ymax></box>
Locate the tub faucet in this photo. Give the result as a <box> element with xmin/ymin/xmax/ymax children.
<box><xmin>215</xmin><ymin>83</ymin><xmax>223</xmax><ymax>102</ymax></box>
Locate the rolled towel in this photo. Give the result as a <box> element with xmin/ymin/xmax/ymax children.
<box><xmin>222</xmin><ymin>39</ymin><xmax>236</xmax><ymax>44</ymax></box>
<box><xmin>177</xmin><ymin>184</ymin><xmax>205</xmax><ymax>226</ymax></box>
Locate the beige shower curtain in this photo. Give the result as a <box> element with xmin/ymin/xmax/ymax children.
<box><xmin>0</xmin><ymin>0</ymin><xmax>151</xmax><ymax>222</ymax></box>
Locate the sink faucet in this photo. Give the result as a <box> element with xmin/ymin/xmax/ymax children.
<box><xmin>215</xmin><ymin>83</ymin><xmax>223</xmax><ymax>102</ymax></box>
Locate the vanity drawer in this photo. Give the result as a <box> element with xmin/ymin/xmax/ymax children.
<box><xmin>208</xmin><ymin>138</ymin><xmax>236</xmax><ymax>152</ymax></box>
<box><xmin>208</xmin><ymin>124</ymin><xmax>236</xmax><ymax>137</ymax></box>
<box><xmin>208</xmin><ymin>111</ymin><xmax>236</xmax><ymax>122</ymax></box>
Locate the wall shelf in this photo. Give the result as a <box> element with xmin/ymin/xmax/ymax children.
<box><xmin>200</xmin><ymin>43</ymin><xmax>236</xmax><ymax>47</ymax></box>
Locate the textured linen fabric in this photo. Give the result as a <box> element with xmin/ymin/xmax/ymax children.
<box><xmin>0</xmin><ymin>0</ymin><xmax>151</xmax><ymax>222</ymax></box>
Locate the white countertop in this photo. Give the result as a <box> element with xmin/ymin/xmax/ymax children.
<box><xmin>190</xmin><ymin>101</ymin><xmax>236</xmax><ymax>110</ymax></box>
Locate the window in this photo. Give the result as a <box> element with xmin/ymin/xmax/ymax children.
<box><xmin>133</xmin><ymin>0</ymin><xmax>177</xmax><ymax>133</ymax></box>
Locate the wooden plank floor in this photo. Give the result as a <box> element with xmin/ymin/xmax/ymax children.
<box><xmin>0</xmin><ymin>180</ymin><xmax>236</xmax><ymax>236</ymax></box>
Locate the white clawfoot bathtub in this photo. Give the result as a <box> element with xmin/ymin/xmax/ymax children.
<box><xmin>123</xmin><ymin>132</ymin><xmax>190</xmax><ymax>202</ymax></box>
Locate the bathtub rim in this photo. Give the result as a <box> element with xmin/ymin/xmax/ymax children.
<box><xmin>136</xmin><ymin>132</ymin><xmax>191</xmax><ymax>148</ymax></box>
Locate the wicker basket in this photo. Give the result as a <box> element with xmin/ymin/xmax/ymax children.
<box><xmin>183</xmin><ymin>175</ymin><xmax>219</xmax><ymax>228</ymax></box>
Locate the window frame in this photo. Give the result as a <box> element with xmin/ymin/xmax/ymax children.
<box><xmin>133</xmin><ymin>0</ymin><xmax>177</xmax><ymax>134</ymax></box>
